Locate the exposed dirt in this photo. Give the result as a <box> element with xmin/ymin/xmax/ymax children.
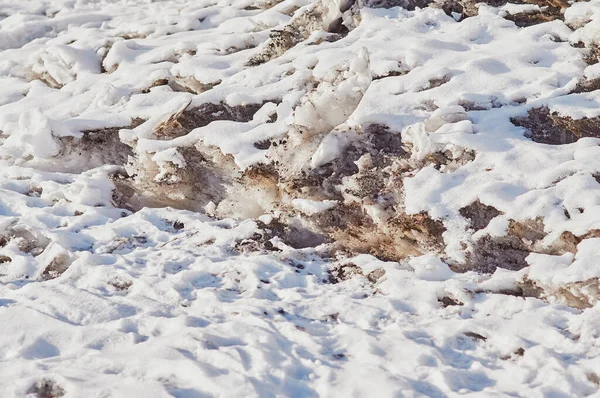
<box><xmin>248</xmin><ymin>28</ymin><xmax>301</xmax><ymax>66</ymax></box>
<box><xmin>27</xmin><ymin>69</ymin><xmax>63</xmax><ymax>89</ymax></box>
<box><xmin>421</xmin><ymin>148</ymin><xmax>476</xmax><ymax>172</ymax></box>
<box><xmin>122</xmin><ymin>101</ymin><xmax>277</xmax><ymax>211</ymax></box>
<box><xmin>278</xmin><ymin>124</ymin><xmax>407</xmax><ymax>206</ymax></box>
<box><xmin>511</xmin><ymin>107</ymin><xmax>600</xmax><ymax>145</ymax></box>
<box><xmin>315</xmin><ymin>206</ymin><xmax>446</xmax><ymax>261</ymax></box>
<box><xmin>144</xmin><ymin>147</ymin><xmax>229</xmax><ymax>210</ymax></box>
<box><xmin>582</xmin><ymin>42</ymin><xmax>600</xmax><ymax>65</ymax></box>
<box><xmin>521</xmin><ymin>275</ymin><xmax>600</xmax><ymax>309</ymax></box>
<box><xmin>438</xmin><ymin>0</ymin><xmax>567</xmax><ymax>23</ymax></box>
<box><xmin>503</xmin><ymin>7</ymin><xmax>563</xmax><ymax>27</ymax></box>
<box><xmin>40</xmin><ymin>253</ymin><xmax>71</xmax><ymax>281</ymax></box>
<box><xmin>327</xmin><ymin>261</ymin><xmax>386</xmax><ymax>284</ymax></box>
<box><xmin>155</xmin><ymin>101</ymin><xmax>270</xmax><ymax>140</ymax></box>
<box><xmin>110</xmin><ymin>169</ymin><xmax>137</xmax><ymax>211</ymax></box>
<box><xmin>59</xmin><ymin>118</ymin><xmax>144</xmax><ymax>170</ymax></box>
<box><xmin>465</xmin><ymin>234</ymin><xmax>532</xmax><ymax>273</ymax></box>
<box><xmin>572</xmin><ymin>77</ymin><xmax>600</xmax><ymax>94</ymax></box>
<box><xmin>462</xmin><ymin>219</ymin><xmax>600</xmax><ymax>275</ymax></box>
<box><xmin>248</xmin><ymin>0</ymin><xmax>355</xmax><ymax>65</ymax></box>
<box><xmin>238</xmin><ymin>218</ymin><xmax>329</xmax><ymax>251</ymax></box>
<box><xmin>459</xmin><ymin>200</ymin><xmax>503</xmax><ymax>231</ymax></box>
<box><xmin>462</xmin><ymin>218</ymin><xmax>546</xmax><ymax>273</ymax></box>
<box><xmin>552</xmin><ymin>229</ymin><xmax>600</xmax><ymax>254</ymax></box>
<box><xmin>372</xmin><ymin>68</ymin><xmax>410</xmax><ymax>80</ymax></box>
<box><xmin>418</xmin><ymin>75</ymin><xmax>451</xmax><ymax>92</ymax></box>
<box><xmin>141</xmin><ymin>76</ymin><xmax>220</xmax><ymax>95</ymax></box>
<box><xmin>464</xmin><ymin>331</ymin><xmax>487</xmax><ymax>341</ymax></box>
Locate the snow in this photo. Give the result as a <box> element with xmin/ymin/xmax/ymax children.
<box><xmin>529</xmin><ymin>239</ymin><xmax>600</xmax><ymax>285</ymax></box>
<box><xmin>2</xmin><ymin>207</ymin><xmax>600</xmax><ymax>397</ymax></box>
<box><xmin>1</xmin><ymin>0</ymin><xmax>600</xmax><ymax>396</ymax></box>
<box><xmin>291</xmin><ymin>198</ymin><xmax>338</xmax><ymax>215</ymax></box>
<box><xmin>409</xmin><ymin>253</ymin><xmax>454</xmax><ymax>281</ymax></box>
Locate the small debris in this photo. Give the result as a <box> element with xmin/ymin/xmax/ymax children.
<box><xmin>439</xmin><ymin>296</ymin><xmax>463</xmax><ymax>307</ymax></box>
<box><xmin>108</xmin><ymin>278</ymin><xmax>133</xmax><ymax>291</ymax></box>
<box><xmin>464</xmin><ymin>332</ymin><xmax>487</xmax><ymax>341</ymax></box>
<box><xmin>500</xmin><ymin>347</ymin><xmax>525</xmax><ymax>360</ymax></box>
<box><xmin>514</xmin><ymin>347</ymin><xmax>525</xmax><ymax>356</ymax></box>
<box><xmin>328</xmin><ymin>262</ymin><xmax>363</xmax><ymax>284</ymax></box>
<box><xmin>27</xmin><ymin>379</ymin><xmax>66</xmax><ymax>398</ymax></box>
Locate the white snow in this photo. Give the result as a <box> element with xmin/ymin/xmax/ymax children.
<box><xmin>291</xmin><ymin>198</ymin><xmax>338</xmax><ymax>215</ymax></box>
<box><xmin>1</xmin><ymin>0</ymin><xmax>600</xmax><ymax>396</ymax></box>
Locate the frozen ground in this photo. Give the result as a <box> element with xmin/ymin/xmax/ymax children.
<box><xmin>1</xmin><ymin>0</ymin><xmax>600</xmax><ymax>396</ymax></box>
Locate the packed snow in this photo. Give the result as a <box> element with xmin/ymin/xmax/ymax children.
<box><xmin>1</xmin><ymin>0</ymin><xmax>600</xmax><ymax>396</ymax></box>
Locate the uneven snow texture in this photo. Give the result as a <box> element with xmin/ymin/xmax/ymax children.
<box><xmin>1</xmin><ymin>0</ymin><xmax>600</xmax><ymax>396</ymax></box>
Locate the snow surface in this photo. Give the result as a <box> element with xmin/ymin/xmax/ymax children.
<box><xmin>1</xmin><ymin>0</ymin><xmax>600</xmax><ymax>396</ymax></box>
